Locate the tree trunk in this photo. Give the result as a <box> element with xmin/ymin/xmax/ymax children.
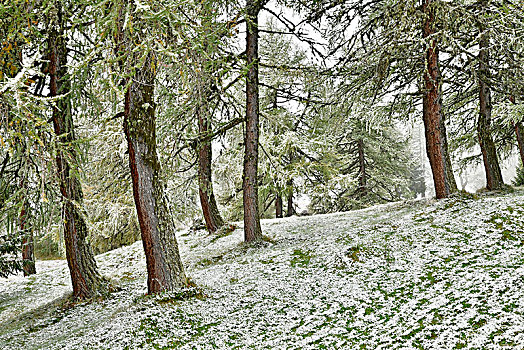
<box><xmin>195</xmin><ymin>64</ymin><xmax>225</xmax><ymax>234</ymax></box>
<box><xmin>198</xmin><ymin>138</ymin><xmax>224</xmax><ymax>233</ymax></box>
<box><xmin>19</xmin><ymin>189</ymin><xmax>35</xmax><ymax>276</ymax></box>
<box><xmin>275</xmin><ymin>192</ymin><xmax>283</xmax><ymax>218</ymax></box>
<box><xmin>440</xmin><ymin>114</ymin><xmax>458</xmax><ymax>193</ymax></box>
<box><xmin>357</xmin><ymin>139</ymin><xmax>368</xmax><ymax>196</ymax></box>
<box><xmin>48</xmin><ymin>3</ymin><xmax>103</xmax><ymax>299</ymax></box>
<box><xmin>197</xmin><ymin>124</ymin><xmax>225</xmax><ymax>233</ymax></box>
<box><xmin>477</xmin><ymin>19</ymin><xmax>504</xmax><ymax>190</ymax></box>
<box><xmin>123</xmin><ymin>51</ymin><xmax>187</xmax><ymax>294</ymax></box>
<box><xmin>515</xmin><ymin>122</ymin><xmax>524</xmax><ymax>167</ymax></box>
<box><xmin>286</xmin><ymin>179</ymin><xmax>295</xmax><ymax>217</ymax></box>
<box><xmin>422</xmin><ymin>0</ymin><xmax>450</xmax><ymax>199</ymax></box>
<box><xmin>243</xmin><ymin>0</ymin><xmax>263</xmax><ymax>242</ymax></box>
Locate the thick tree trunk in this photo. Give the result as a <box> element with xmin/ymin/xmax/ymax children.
<box><xmin>285</xmin><ymin>179</ymin><xmax>295</xmax><ymax>217</ymax></box>
<box><xmin>123</xmin><ymin>51</ymin><xmax>187</xmax><ymax>294</ymax></box>
<box><xmin>477</xmin><ymin>22</ymin><xmax>504</xmax><ymax>190</ymax></box>
<box><xmin>275</xmin><ymin>193</ymin><xmax>283</xmax><ymax>218</ymax></box>
<box><xmin>357</xmin><ymin>139</ymin><xmax>368</xmax><ymax>196</ymax></box>
<box><xmin>243</xmin><ymin>0</ymin><xmax>263</xmax><ymax>242</ymax></box>
<box><xmin>422</xmin><ymin>0</ymin><xmax>450</xmax><ymax>199</ymax></box>
<box><xmin>20</xmin><ymin>193</ymin><xmax>35</xmax><ymax>276</ymax></box>
<box><xmin>48</xmin><ymin>3</ymin><xmax>103</xmax><ymax>299</ymax></box>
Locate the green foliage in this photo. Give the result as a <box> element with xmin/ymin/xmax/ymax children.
<box><xmin>0</xmin><ymin>231</ymin><xmax>22</xmax><ymax>277</ymax></box>
<box><xmin>513</xmin><ymin>166</ymin><xmax>524</xmax><ymax>187</ymax></box>
<box><xmin>306</xmin><ymin>105</ymin><xmax>416</xmax><ymax>213</ymax></box>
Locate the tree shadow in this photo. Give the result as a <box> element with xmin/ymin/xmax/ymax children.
<box><xmin>0</xmin><ymin>292</ymin><xmax>72</xmax><ymax>337</ymax></box>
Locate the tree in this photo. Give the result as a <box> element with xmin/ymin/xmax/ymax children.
<box><xmin>421</xmin><ymin>0</ymin><xmax>455</xmax><ymax>198</ymax></box>
<box><xmin>243</xmin><ymin>0</ymin><xmax>265</xmax><ymax>242</ymax></box>
<box><xmin>0</xmin><ymin>7</ymin><xmax>36</xmax><ymax>276</ymax></box>
<box><xmin>20</xmin><ymin>179</ymin><xmax>36</xmax><ymax>276</ymax></box>
<box><xmin>193</xmin><ymin>5</ymin><xmax>226</xmax><ymax>233</ymax></box>
<box><xmin>288</xmin><ymin>0</ymin><xmax>459</xmax><ymax>198</ymax></box>
<box><xmin>48</xmin><ymin>1</ymin><xmax>104</xmax><ymax>299</ymax></box>
<box><xmin>305</xmin><ymin>101</ymin><xmax>415</xmax><ymax>213</ymax></box>
<box><xmin>119</xmin><ymin>3</ymin><xmax>188</xmax><ymax>293</ymax></box>
<box><xmin>477</xmin><ymin>13</ymin><xmax>504</xmax><ymax>190</ymax></box>
<box><xmin>432</xmin><ymin>0</ymin><xmax>523</xmax><ymax>190</ymax></box>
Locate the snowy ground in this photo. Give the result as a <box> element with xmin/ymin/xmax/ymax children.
<box><xmin>2</xmin><ymin>190</ymin><xmax>524</xmax><ymax>349</ymax></box>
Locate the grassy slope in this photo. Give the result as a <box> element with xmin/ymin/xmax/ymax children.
<box><xmin>1</xmin><ymin>190</ymin><xmax>524</xmax><ymax>349</ymax></box>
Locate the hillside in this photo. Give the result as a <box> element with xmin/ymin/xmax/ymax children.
<box><xmin>2</xmin><ymin>190</ymin><xmax>524</xmax><ymax>349</ymax></box>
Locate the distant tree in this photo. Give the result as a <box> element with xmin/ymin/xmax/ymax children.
<box><xmin>0</xmin><ymin>9</ymin><xmax>31</xmax><ymax>277</ymax></box>
<box><xmin>19</xmin><ymin>179</ymin><xmax>35</xmax><ymax>276</ymax></box>
<box><xmin>306</xmin><ymin>103</ymin><xmax>415</xmax><ymax>213</ymax></box>
<box><xmin>192</xmin><ymin>4</ymin><xmax>227</xmax><ymax>233</ymax></box>
<box><xmin>474</xmin><ymin>0</ymin><xmax>504</xmax><ymax>190</ymax></box>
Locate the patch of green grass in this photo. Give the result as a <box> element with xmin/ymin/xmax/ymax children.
<box><xmin>120</xmin><ymin>271</ymin><xmax>136</xmax><ymax>281</ymax></box>
<box><xmin>420</xmin><ymin>270</ymin><xmax>439</xmax><ymax>285</ymax></box>
<box><xmin>198</xmin><ymin>255</ymin><xmax>223</xmax><ymax>266</ymax></box>
<box><xmin>134</xmin><ymin>282</ymin><xmax>206</xmax><ymax>305</ymax></box>
<box><xmin>469</xmin><ymin>317</ymin><xmax>487</xmax><ymax>330</ymax></box>
<box><xmin>259</xmin><ymin>258</ymin><xmax>274</xmax><ymax>264</ymax></box>
<box><xmin>134</xmin><ymin>311</ymin><xmax>220</xmax><ymax>349</ymax></box>
<box><xmin>290</xmin><ymin>249</ymin><xmax>314</xmax><ymax>267</ymax></box>
<box><xmin>346</xmin><ymin>246</ymin><xmax>364</xmax><ymax>262</ymax></box>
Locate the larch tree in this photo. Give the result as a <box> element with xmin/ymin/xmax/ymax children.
<box><xmin>118</xmin><ymin>2</ymin><xmax>188</xmax><ymax>293</ymax></box>
<box><xmin>20</xmin><ymin>178</ymin><xmax>35</xmax><ymax>276</ymax></box>
<box><xmin>475</xmin><ymin>0</ymin><xmax>504</xmax><ymax>190</ymax></box>
<box><xmin>0</xmin><ymin>8</ymin><xmax>36</xmax><ymax>276</ymax></box>
<box><xmin>243</xmin><ymin>0</ymin><xmax>265</xmax><ymax>242</ymax></box>
<box><xmin>422</xmin><ymin>0</ymin><xmax>454</xmax><ymax>198</ymax></box>
<box><xmin>435</xmin><ymin>0</ymin><xmax>522</xmax><ymax>189</ymax></box>
<box><xmin>193</xmin><ymin>4</ymin><xmax>226</xmax><ymax>233</ymax></box>
<box><xmin>48</xmin><ymin>1</ymin><xmax>104</xmax><ymax>299</ymax></box>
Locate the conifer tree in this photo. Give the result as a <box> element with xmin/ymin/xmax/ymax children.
<box><xmin>48</xmin><ymin>1</ymin><xmax>104</xmax><ymax>299</ymax></box>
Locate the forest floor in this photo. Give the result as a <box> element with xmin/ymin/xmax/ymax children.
<box><xmin>2</xmin><ymin>189</ymin><xmax>524</xmax><ymax>349</ymax></box>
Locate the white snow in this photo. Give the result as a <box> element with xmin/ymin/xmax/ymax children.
<box><xmin>2</xmin><ymin>189</ymin><xmax>524</xmax><ymax>349</ymax></box>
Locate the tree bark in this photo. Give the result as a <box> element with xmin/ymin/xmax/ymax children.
<box><xmin>275</xmin><ymin>192</ymin><xmax>283</xmax><ymax>218</ymax></box>
<box><xmin>195</xmin><ymin>49</ymin><xmax>225</xmax><ymax>233</ymax></box>
<box><xmin>198</xmin><ymin>115</ymin><xmax>225</xmax><ymax>233</ymax></box>
<box><xmin>243</xmin><ymin>0</ymin><xmax>263</xmax><ymax>242</ymax></box>
<box><xmin>285</xmin><ymin>179</ymin><xmax>295</xmax><ymax>217</ymax></box>
<box><xmin>123</xmin><ymin>51</ymin><xmax>188</xmax><ymax>294</ymax></box>
<box><xmin>477</xmin><ymin>18</ymin><xmax>504</xmax><ymax>190</ymax></box>
<box><xmin>19</xmin><ymin>188</ymin><xmax>35</xmax><ymax>276</ymax></box>
<box><xmin>422</xmin><ymin>0</ymin><xmax>450</xmax><ymax>199</ymax></box>
<box><xmin>440</xmin><ymin>114</ymin><xmax>458</xmax><ymax>193</ymax></box>
<box><xmin>48</xmin><ymin>3</ymin><xmax>103</xmax><ymax>299</ymax></box>
<box><xmin>357</xmin><ymin>139</ymin><xmax>368</xmax><ymax>196</ymax></box>
<box><xmin>516</xmin><ymin>122</ymin><xmax>524</xmax><ymax>166</ymax></box>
